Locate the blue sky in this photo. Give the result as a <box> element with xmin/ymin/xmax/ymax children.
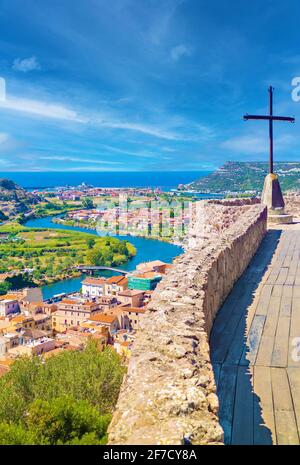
<box><xmin>0</xmin><ymin>0</ymin><xmax>300</xmax><ymax>172</ymax></box>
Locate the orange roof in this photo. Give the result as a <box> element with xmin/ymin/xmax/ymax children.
<box><xmin>107</xmin><ymin>275</ymin><xmax>128</xmax><ymax>285</ymax></box>
<box><xmin>118</xmin><ymin>289</ymin><xmax>144</xmax><ymax>297</ymax></box>
<box><xmin>89</xmin><ymin>313</ymin><xmax>118</xmax><ymax>324</ymax></box>
<box><xmin>10</xmin><ymin>315</ymin><xmax>33</xmax><ymax>323</ymax></box>
<box><xmin>82</xmin><ymin>278</ymin><xmax>106</xmax><ymax>286</ymax></box>
<box><xmin>0</xmin><ymin>294</ymin><xmax>20</xmax><ymax>301</ymax></box>
<box><xmin>60</xmin><ymin>299</ymin><xmax>77</xmax><ymax>305</ymax></box>
<box><xmin>135</xmin><ymin>271</ymin><xmax>161</xmax><ymax>279</ymax></box>
<box><xmin>83</xmin><ymin>301</ymin><xmax>98</xmax><ymax>307</ymax></box>
<box><xmin>121</xmin><ymin>307</ymin><xmax>146</xmax><ymax>314</ymax></box>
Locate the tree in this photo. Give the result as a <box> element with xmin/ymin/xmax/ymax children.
<box><xmin>82</xmin><ymin>197</ymin><xmax>94</xmax><ymax>209</ymax></box>
<box><xmin>86</xmin><ymin>238</ymin><xmax>95</xmax><ymax>249</ymax></box>
<box><xmin>0</xmin><ymin>342</ymin><xmax>125</xmax><ymax>444</ymax></box>
<box><xmin>0</xmin><ymin>422</ymin><xmax>35</xmax><ymax>445</ymax></box>
<box><xmin>0</xmin><ymin>281</ymin><xmax>12</xmax><ymax>296</ymax></box>
<box><xmin>0</xmin><ymin>211</ymin><xmax>7</xmax><ymax>221</ymax></box>
<box><xmin>26</xmin><ymin>397</ymin><xmax>111</xmax><ymax>445</ymax></box>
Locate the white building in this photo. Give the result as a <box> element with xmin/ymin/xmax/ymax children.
<box><xmin>8</xmin><ymin>337</ymin><xmax>55</xmax><ymax>357</ymax></box>
<box><xmin>0</xmin><ymin>299</ymin><xmax>19</xmax><ymax>317</ymax></box>
<box><xmin>82</xmin><ymin>277</ymin><xmax>106</xmax><ymax>298</ymax></box>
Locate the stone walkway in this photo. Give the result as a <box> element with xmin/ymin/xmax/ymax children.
<box><xmin>210</xmin><ymin>225</ymin><xmax>300</xmax><ymax>445</ymax></box>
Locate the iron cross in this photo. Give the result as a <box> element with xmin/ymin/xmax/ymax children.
<box><xmin>243</xmin><ymin>86</ymin><xmax>295</xmax><ymax>174</ymax></box>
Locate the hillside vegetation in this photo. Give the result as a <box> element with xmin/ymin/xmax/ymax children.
<box><xmin>184</xmin><ymin>161</ymin><xmax>300</xmax><ymax>193</ymax></box>
<box><xmin>0</xmin><ymin>222</ymin><xmax>136</xmax><ymax>284</ymax></box>
<box><xmin>0</xmin><ymin>342</ymin><xmax>125</xmax><ymax>445</ymax></box>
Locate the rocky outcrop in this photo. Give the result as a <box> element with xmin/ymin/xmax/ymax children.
<box><xmin>108</xmin><ymin>202</ymin><xmax>267</xmax><ymax>445</ymax></box>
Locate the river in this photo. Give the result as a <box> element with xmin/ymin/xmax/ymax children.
<box><xmin>24</xmin><ymin>216</ymin><xmax>183</xmax><ymax>300</ymax></box>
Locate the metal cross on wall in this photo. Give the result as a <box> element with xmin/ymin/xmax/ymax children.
<box><xmin>243</xmin><ymin>86</ymin><xmax>295</xmax><ymax>174</ymax></box>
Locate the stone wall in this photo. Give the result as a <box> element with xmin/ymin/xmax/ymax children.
<box><xmin>108</xmin><ymin>202</ymin><xmax>267</xmax><ymax>445</ymax></box>
<box><xmin>284</xmin><ymin>192</ymin><xmax>300</xmax><ymax>219</ymax></box>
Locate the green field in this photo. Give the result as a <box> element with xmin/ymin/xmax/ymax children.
<box><xmin>0</xmin><ymin>222</ymin><xmax>136</xmax><ymax>285</ymax></box>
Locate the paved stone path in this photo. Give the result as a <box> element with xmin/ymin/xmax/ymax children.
<box><xmin>210</xmin><ymin>227</ymin><xmax>300</xmax><ymax>445</ymax></box>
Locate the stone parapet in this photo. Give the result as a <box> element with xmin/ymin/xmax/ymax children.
<box><xmin>108</xmin><ymin>203</ymin><xmax>267</xmax><ymax>445</ymax></box>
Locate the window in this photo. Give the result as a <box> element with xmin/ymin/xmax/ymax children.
<box><xmin>64</xmin><ymin>319</ymin><xmax>67</xmax><ymax>324</ymax></box>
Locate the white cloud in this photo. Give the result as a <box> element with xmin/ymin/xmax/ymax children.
<box><xmin>40</xmin><ymin>156</ymin><xmax>120</xmax><ymax>165</ymax></box>
<box><xmin>0</xmin><ymin>90</ymin><xmax>211</xmax><ymax>142</ymax></box>
<box><xmin>221</xmin><ymin>133</ymin><xmax>296</xmax><ymax>154</ymax></box>
<box><xmin>0</xmin><ymin>96</ymin><xmax>87</xmax><ymax>122</ymax></box>
<box><xmin>0</xmin><ymin>94</ymin><xmax>181</xmax><ymax>139</ymax></box>
<box><xmin>99</xmin><ymin>120</ymin><xmax>180</xmax><ymax>140</ymax></box>
<box><xmin>0</xmin><ymin>132</ymin><xmax>9</xmax><ymax>145</ymax></box>
<box><xmin>170</xmin><ymin>44</ymin><xmax>192</xmax><ymax>62</ymax></box>
<box><xmin>12</xmin><ymin>56</ymin><xmax>41</xmax><ymax>73</ymax></box>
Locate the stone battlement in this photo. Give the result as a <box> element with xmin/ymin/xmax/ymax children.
<box><xmin>108</xmin><ymin>202</ymin><xmax>267</xmax><ymax>445</ymax></box>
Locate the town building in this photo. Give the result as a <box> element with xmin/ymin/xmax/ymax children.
<box><xmin>32</xmin><ymin>313</ymin><xmax>52</xmax><ymax>331</ymax></box>
<box><xmin>136</xmin><ymin>260</ymin><xmax>168</xmax><ymax>274</ymax></box>
<box><xmin>88</xmin><ymin>313</ymin><xmax>120</xmax><ymax>336</ymax></box>
<box><xmin>56</xmin><ymin>328</ymin><xmax>108</xmax><ymax>351</ymax></box>
<box><xmin>128</xmin><ymin>272</ymin><xmax>162</xmax><ymax>291</ymax></box>
<box><xmin>0</xmin><ymin>298</ymin><xmax>19</xmax><ymax>316</ymax></box>
<box><xmin>9</xmin><ymin>314</ymin><xmax>35</xmax><ymax>331</ymax></box>
<box><xmin>117</xmin><ymin>289</ymin><xmax>145</xmax><ymax>307</ymax></box>
<box><xmin>0</xmin><ymin>333</ymin><xmax>19</xmax><ymax>355</ymax></box>
<box><xmin>52</xmin><ymin>298</ymin><xmax>102</xmax><ymax>332</ymax></box>
<box><xmin>120</xmin><ymin>307</ymin><xmax>146</xmax><ymax>330</ymax></box>
<box><xmin>27</xmin><ymin>302</ymin><xmax>58</xmax><ymax>315</ymax></box>
<box><xmin>8</xmin><ymin>337</ymin><xmax>55</xmax><ymax>357</ymax></box>
<box><xmin>98</xmin><ymin>296</ymin><xmax>118</xmax><ymax>311</ymax></box>
<box><xmin>105</xmin><ymin>275</ymin><xmax>128</xmax><ymax>296</ymax></box>
<box><xmin>82</xmin><ymin>277</ymin><xmax>106</xmax><ymax>298</ymax></box>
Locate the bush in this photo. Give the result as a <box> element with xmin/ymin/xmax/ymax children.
<box><xmin>0</xmin><ymin>341</ymin><xmax>125</xmax><ymax>444</ymax></box>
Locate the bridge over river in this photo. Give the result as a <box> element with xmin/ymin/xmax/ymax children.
<box><xmin>75</xmin><ymin>265</ymin><xmax>128</xmax><ymax>275</ymax></box>
<box><xmin>210</xmin><ymin>225</ymin><xmax>300</xmax><ymax>445</ymax></box>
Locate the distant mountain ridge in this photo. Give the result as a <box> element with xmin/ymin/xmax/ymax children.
<box><xmin>182</xmin><ymin>162</ymin><xmax>300</xmax><ymax>193</ymax></box>
<box><xmin>0</xmin><ymin>178</ymin><xmax>38</xmax><ymax>203</ymax></box>
<box><xmin>0</xmin><ymin>178</ymin><xmax>40</xmax><ymax>218</ymax></box>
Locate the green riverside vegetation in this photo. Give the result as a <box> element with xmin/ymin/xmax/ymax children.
<box><xmin>0</xmin><ymin>222</ymin><xmax>136</xmax><ymax>285</ymax></box>
<box><xmin>0</xmin><ymin>341</ymin><xmax>125</xmax><ymax>445</ymax></box>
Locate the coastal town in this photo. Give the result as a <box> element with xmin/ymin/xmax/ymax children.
<box><xmin>0</xmin><ymin>258</ymin><xmax>170</xmax><ymax>374</ymax></box>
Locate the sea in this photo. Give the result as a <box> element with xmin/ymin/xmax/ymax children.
<box><xmin>0</xmin><ymin>171</ymin><xmax>210</xmax><ymax>191</ymax></box>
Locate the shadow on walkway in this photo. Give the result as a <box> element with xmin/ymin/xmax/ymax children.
<box><xmin>210</xmin><ymin>230</ymin><xmax>282</xmax><ymax>445</ymax></box>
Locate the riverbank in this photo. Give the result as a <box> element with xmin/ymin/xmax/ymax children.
<box><xmin>52</xmin><ymin>216</ymin><xmax>184</xmax><ymax>247</ymax></box>
<box><xmin>23</xmin><ymin>215</ymin><xmax>183</xmax><ymax>299</ymax></box>
<box><xmin>0</xmin><ymin>220</ymin><xmax>136</xmax><ymax>288</ymax></box>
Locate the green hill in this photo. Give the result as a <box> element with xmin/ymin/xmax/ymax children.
<box><xmin>0</xmin><ymin>178</ymin><xmax>40</xmax><ymax>218</ymax></box>
<box><xmin>182</xmin><ymin>162</ymin><xmax>300</xmax><ymax>193</ymax></box>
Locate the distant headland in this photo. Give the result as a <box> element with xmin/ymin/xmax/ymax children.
<box><xmin>179</xmin><ymin>161</ymin><xmax>300</xmax><ymax>194</ymax></box>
